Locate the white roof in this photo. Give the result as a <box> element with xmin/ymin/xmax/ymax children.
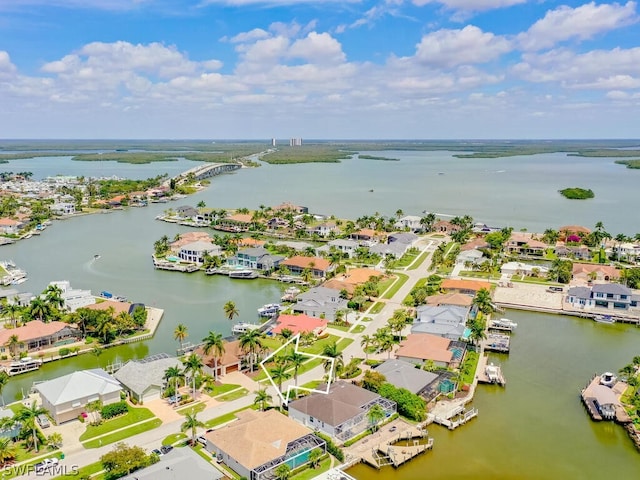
<box><xmin>36</xmin><ymin>369</ymin><xmax>122</xmax><ymax>406</ymax></box>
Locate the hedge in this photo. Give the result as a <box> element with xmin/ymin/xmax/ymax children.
<box><xmin>313</xmin><ymin>432</ymin><xmax>344</xmax><ymax>461</ymax></box>
<box><xmin>101</xmin><ymin>401</ymin><xmax>129</xmax><ymax>419</ymax></box>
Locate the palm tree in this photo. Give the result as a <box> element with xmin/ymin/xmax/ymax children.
<box><xmin>360</xmin><ymin>334</ymin><xmax>374</xmax><ymax>361</ymax></box>
<box><xmin>182</xmin><ymin>353</ymin><xmax>204</xmax><ymax>400</ymax></box>
<box><xmin>468</xmin><ymin>319</ymin><xmax>487</xmax><ymax>347</ymax></box>
<box><xmin>5</xmin><ymin>303</ymin><xmax>21</xmax><ymax>328</ymax></box>
<box><xmin>270</xmin><ymin>364</ymin><xmax>291</xmax><ymax>398</ymax></box>
<box><xmin>29</xmin><ymin>297</ymin><xmax>50</xmax><ymax>322</ymax></box>
<box><xmin>367</xmin><ymin>404</ymin><xmax>386</xmax><ymax>432</ymax></box>
<box><xmin>0</xmin><ymin>371</ymin><xmax>8</xmax><ymax>407</ymax></box>
<box><xmin>275</xmin><ymin>464</ymin><xmax>291</xmax><ymax>480</ymax></box>
<box><xmin>287</xmin><ymin>351</ymin><xmax>306</xmax><ymax>386</ymax></box>
<box><xmin>6</xmin><ymin>334</ymin><xmax>21</xmax><ymax>360</ymax></box>
<box><xmin>44</xmin><ymin>284</ymin><xmax>65</xmax><ymax>310</ymax></box>
<box><xmin>321</xmin><ymin>342</ymin><xmax>344</xmax><ymax>380</ymax></box>
<box><xmin>96</xmin><ymin>315</ymin><xmax>114</xmax><ymax>344</ymax></box>
<box><xmin>16</xmin><ymin>401</ymin><xmax>48</xmax><ymax>452</ymax></box>
<box><xmin>374</xmin><ymin>327</ymin><xmax>395</xmax><ymax>359</ymax></box>
<box><xmin>174</xmin><ymin>323</ymin><xmax>188</xmax><ymax>352</ymax></box>
<box><xmin>472</xmin><ymin>288</ymin><xmax>494</xmax><ymax>315</ymax></box>
<box><xmin>223</xmin><ymin>301</ymin><xmax>239</xmax><ymax>323</ymax></box>
<box><xmin>164</xmin><ymin>365</ymin><xmax>185</xmax><ymax>396</ymax></box>
<box><xmin>46</xmin><ymin>432</ymin><xmax>63</xmax><ymax>449</ymax></box>
<box><xmin>308</xmin><ymin>448</ymin><xmax>323</xmax><ymax>469</ymax></box>
<box><xmin>253</xmin><ymin>388</ymin><xmax>272</xmax><ymax>411</ymax></box>
<box><xmin>181</xmin><ymin>410</ymin><xmax>204</xmax><ymax>445</ymax></box>
<box><xmin>202</xmin><ymin>331</ymin><xmax>225</xmax><ymax>381</ymax></box>
<box><xmin>0</xmin><ymin>437</ymin><xmax>17</xmax><ymax>466</ymax></box>
<box><xmin>239</xmin><ymin>329</ymin><xmax>265</xmax><ymax>371</ymax></box>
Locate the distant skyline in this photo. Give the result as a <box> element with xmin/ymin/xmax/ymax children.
<box><xmin>1</xmin><ymin>1</ymin><xmax>639</xmax><ymax>139</ymax></box>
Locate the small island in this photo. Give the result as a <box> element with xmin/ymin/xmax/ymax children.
<box><xmin>559</xmin><ymin>187</ymin><xmax>595</xmax><ymax>200</ymax></box>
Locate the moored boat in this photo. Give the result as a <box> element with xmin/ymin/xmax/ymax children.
<box><xmin>229</xmin><ymin>269</ymin><xmax>258</xmax><ymax>279</ymax></box>
<box><xmin>594</xmin><ymin>314</ymin><xmax>615</xmax><ymax>324</ymax></box>
<box><xmin>258</xmin><ymin>303</ymin><xmax>282</xmax><ymax>317</ymax></box>
<box><xmin>232</xmin><ymin>322</ymin><xmax>261</xmax><ymax>334</ymax></box>
<box><xmin>4</xmin><ymin>357</ymin><xmax>43</xmax><ymax>376</ymax></box>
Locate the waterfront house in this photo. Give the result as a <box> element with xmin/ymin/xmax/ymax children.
<box><xmin>120</xmin><ymin>447</ymin><xmax>223</xmax><ymax>480</ymax></box>
<box><xmin>235</xmin><ymin>237</ymin><xmax>266</xmax><ymax>248</ymax></box>
<box><xmin>388</xmin><ymin>232</ymin><xmax>419</xmax><ymax>245</ymax></box>
<box><xmin>113</xmin><ymin>354</ymin><xmax>181</xmax><ymax>404</ymax></box>
<box><xmin>460</xmin><ymin>237</ymin><xmax>491</xmax><ymax>251</ymax></box>
<box><xmin>609</xmin><ymin>241</ymin><xmax>640</xmax><ymax>263</ymax></box>
<box><xmin>374</xmin><ymin>359</ymin><xmax>439</xmax><ymax>396</ymax></box>
<box><xmin>559</xmin><ymin>225</ymin><xmax>591</xmax><ymax>241</ymax></box>
<box><xmin>178</xmin><ymin>240</ymin><xmax>223</xmax><ymax>264</ymax></box>
<box><xmin>433</xmin><ymin>220</ymin><xmax>461</xmax><ymax>235</ymax></box>
<box><xmin>316</xmin><ymin>238</ymin><xmax>359</xmax><ymax>258</ymax></box>
<box><xmin>274</xmin><ymin>202</ymin><xmax>308</xmax><ymax>214</ymax></box>
<box><xmin>504</xmin><ymin>233</ymin><xmax>547</xmax><ymax>256</ymax></box>
<box><xmin>288</xmin><ymin>381</ymin><xmax>396</xmax><ymax>443</ymax></box>
<box><xmin>555</xmin><ymin>242</ymin><xmax>592</xmax><ymax>260</ymax></box>
<box><xmin>349</xmin><ymin>228</ymin><xmax>385</xmax><ymax>247</ymax></box>
<box><xmin>396</xmin><ymin>333</ymin><xmax>457</xmax><ymax>368</ymax></box>
<box><xmin>425</xmin><ymin>292</ymin><xmax>473</xmax><ymax>308</ymax></box>
<box><xmin>501</xmin><ymin>261</ymin><xmax>549</xmax><ymax>277</ymax></box>
<box><xmin>293</xmin><ymin>286</ymin><xmax>349</xmax><ymax>321</ymax></box>
<box><xmin>0</xmin><ymin>320</ymin><xmax>80</xmax><ymax>356</ymax></box>
<box><xmin>394</xmin><ymin>215</ymin><xmax>422</xmax><ymax>232</ymax></box>
<box><xmin>48</xmin><ymin>280</ymin><xmax>96</xmax><ymax>311</ymax></box>
<box><xmin>281</xmin><ymin>256</ymin><xmax>332</xmax><ymax>278</ymax></box>
<box><xmin>572</xmin><ymin>263</ymin><xmax>620</xmax><ymax>282</ymax></box>
<box><xmin>440</xmin><ymin>279</ymin><xmax>492</xmax><ymax>295</ymax></box>
<box><xmin>0</xmin><ymin>217</ymin><xmax>23</xmax><ymax>235</ymax></box>
<box><xmin>205</xmin><ymin>409</ymin><xmax>325</xmax><ymax>480</ymax></box>
<box><xmin>175</xmin><ymin>205</ymin><xmax>199</xmax><ymax>219</ymax></box>
<box><xmin>196</xmin><ymin>339</ymin><xmax>245</xmax><ymax>377</ymax></box>
<box><xmin>50</xmin><ymin>202</ymin><xmax>76</xmax><ymax>216</ymax></box>
<box><xmin>275</xmin><ymin>240</ymin><xmax>315</xmax><ymax>252</ymax></box>
<box><xmin>322</xmin><ymin>267</ymin><xmax>384</xmax><ymax>294</ymax></box>
<box><xmin>170</xmin><ymin>232</ymin><xmax>214</xmax><ymax>251</ymax></box>
<box><xmin>85</xmin><ymin>299</ymin><xmax>136</xmax><ymax>316</ymax></box>
<box><xmin>271</xmin><ymin>314</ymin><xmax>328</xmax><ymax>337</ymax></box>
<box><xmin>566</xmin><ymin>284</ymin><xmax>639</xmax><ymax>311</ymax></box>
<box><xmin>413</xmin><ymin>305</ymin><xmax>470</xmax><ymax>341</ymax></box>
<box><xmin>35</xmin><ymin>368</ymin><xmax>122</xmax><ymax>424</ymax></box>
<box><xmin>215</xmin><ymin>213</ymin><xmax>254</xmax><ymax>232</ymax></box>
<box><xmin>230</xmin><ymin>247</ymin><xmax>284</xmax><ymax>272</ymax></box>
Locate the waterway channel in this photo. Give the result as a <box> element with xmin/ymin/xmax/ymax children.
<box><xmin>0</xmin><ymin>153</ymin><xmax>639</xmax><ymax>477</ymax></box>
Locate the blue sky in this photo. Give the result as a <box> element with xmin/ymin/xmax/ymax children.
<box><xmin>0</xmin><ymin>0</ymin><xmax>639</xmax><ymax>139</ymax></box>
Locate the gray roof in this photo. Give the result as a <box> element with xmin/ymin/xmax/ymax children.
<box><xmin>121</xmin><ymin>446</ymin><xmax>223</xmax><ymax>480</ymax></box>
<box><xmin>275</xmin><ymin>240</ymin><xmax>315</xmax><ymax>250</ymax></box>
<box><xmin>35</xmin><ymin>369</ymin><xmax>121</xmax><ymax>406</ymax></box>
<box><xmin>374</xmin><ymin>359</ymin><xmax>438</xmax><ymax>394</ymax></box>
<box><xmin>415</xmin><ymin>305</ymin><xmax>469</xmax><ymax>325</ymax></box>
<box><xmin>328</xmin><ymin>239</ymin><xmax>358</xmax><ymax>248</ymax></box>
<box><xmin>238</xmin><ymin>247</ymin><xmax>270</xmax><ymax>257</ymax></box>
<box><xmin>411</xmin><ymin>321</ymin><xmax>466</xmax><ymax>338</ymax></box>
<box><xmin>591</xmin><ymin>283</ymin><xmax>632</xmax><ymax>296</ymax></box>
<box><xmin>288</xmin><ymin>381</ymin><xmax>378</xmax><ymax>427</ymax></box>
<box><xmin>114</xmin><ymin>356</ymin><xmax>182</xmax><ymax>396</ymax></box>
<box><xmin>388</xmin><ymin>232</ymin><xmax>418</xmax><ymax>244</ymax></box>
<box><xmin>295</xmin><ymin>287</ymin><xmax>348</xmax><ymax>313</ymax></box>
<box><xmin>370</xmin><ymin>242</ymin><xmax>407</xmax><ymax>257</ymax></box>
<box><xmin>567</xmin><ymin>286</ymin><xmax>592</xmax><ymax>300</ymax></box>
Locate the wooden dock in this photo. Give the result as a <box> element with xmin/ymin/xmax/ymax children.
<box><xmin>484</xmin><ymin>333</ymin><xmax>510</xmax><ymax>353</ymax></box>
<box><xmin>360</xmin><ymin>426</ymin><xmax>433</xmax><ymax>469</ymax></box>
<box><xmin>431</xmin><ymin>404</ymin><xmax>479</xmax><ymax>430</ymax></box>
<box><xmin>477</xmin><ymin>355</ymin><xmax>506</xmax><ymax>386</ymax></box>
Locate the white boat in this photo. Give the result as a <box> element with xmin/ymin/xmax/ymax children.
<box><xmin>258</xmin><ymin>303</ymin><xmax>282</xmax><ymax>317</ymax></box>
<box><xmin>281</xmin><ymin>286</ymin><xmax>301</xmax><ymax>302</ymax></box>
<box><xmin>489</xmin><ymin>318</ymin><xmax>518</xmax><ymax>330</ymax></box>
<box><xmin>228</xmin><ymin>269</ymin><xmax>258</xmax><ymax>279</ymax></box>
<box><xmin>11</xmin><ymin>277</ymin><xmax>27</xmax><ymax>285</ymax></box>
<box><xmin>599</xmin><ymin>372</ymin><xmax>617</xmax><ymax>387</ymax></box>
<box><xmin>5</xmin><ymin>357</ymin><xmax>42</xmax><ymax>376</ymax></box>
<box><xmin>232</xmin><ymin>322</ymin><xmax>261</xmax><ymax>334</ymax></box>
<box><xmin>94</xmin><ymin>254</ymin><xmax>101</xmax><ymax>260</ymax></box>
<box><xmin>594</xmin><ymin>314</ymin><xmax>615</xmax><ymax>324</ymax></box>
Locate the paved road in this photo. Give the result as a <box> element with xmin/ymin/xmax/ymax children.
<box><xmin>15</xmin><ymin>236</ymin><xmax>442</xmax><ymax>480</ymax></box>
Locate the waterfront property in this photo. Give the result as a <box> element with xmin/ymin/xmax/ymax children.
<box><xmin>0</xmin><ymin>320</ymin><xmax>80</xmax><ymax>356</ymax></box>
<box><xmin>396</xmin><ymin>333</ymin><xmax>459</xmax><ymax>368</ymax></box>
<box><xmin>572</xmin><ymin>263</ymin><xmax>620</xmax><ymax>282</ymax></box>
<box><xmin>271</xmin><ymin>313</ymin><xmax>328</xmax><ymax>336</ymax></box>
<box><xmin>292</xmin><ymin>286</ymin><xmax>349</xmax><ymax>321</ymax></box>
<box><xmin>374</xmin><ymin>359</ymin><xmax>439</xmax><ymax>396</ymax></box>
<box><xmin>178</xmin><ymin>240</ymin><xmax>223</xmax><ymax>264</ymax></box>
<box><xmin>440</xmin><ymin>279</ymin><xmax>493</xmax><ymax>295</ymax></box>
<box><xmin>504</xmin><ymin>232</ymin><xmax>547</xmax><ymax>256</ymax></box>
<box><xmin>113</xmin><ymin>354</ymin><xmax>181</xmax><ymax>403</ymax></box>
<box><xmin>316</xmin><ymin>238</ymin><xmax>359</xmax><ymax>258</ymax></box>
<box><xmin>49</xmin><ymin>280</ymin><xmax>96</xmax><ymax>311</ymax></box>
<box><xmin>349</xmin><ymin>228</ymin><xmax>385</xmax><ymax>247</ymax></box>
<box><xmin>413</xmin><ymin>305</ymin><xmax>470</xmax><ymax>341</ymax></box>
<box><xmin>228</xmin><ymin>247</ymin><xmax>284</xmax><ymax>272</ymax></box>
<box><xmin>425</xmin><ymin>292</ymin><xmax>473</xmax><ymax>308</ymax></box>
<box><xmin>281</xmin><ymin>256</ymin><xmax>333</xmax><ymax>278</ymax></box>
<box><xmin>196</xmin><ymin>339</ymin><xmax>246</xmax><ymax>377</ymax></box>
<box><xmin>288</xmin><ymin>381</ymin><xmax>396</xmax><ymax>443</ymax></box>
<box><xmin>35</xmin><ymin>368</ymin><xmax>122</xmax><ymax>424</ymax></box>
<box><xmin>204</xmin><ymin>409</ymin><xmax>326</xmax><ymax>480</ymax></box>
<box><xmin>566</xmin><ymin>284</ymin><xmax>639</xmax><ymax>311</ymax></box>
<box><xmin>394</xmin><ymin>215</ymin><xmax>423</xmax><ymax>232</ymax></box>
<box><xmin>581</xmin><ymin>373</ymin><xmax>630</xmax><ymax>422</ymax></box>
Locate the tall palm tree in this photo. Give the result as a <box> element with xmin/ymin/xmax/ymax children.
<box><xmin>164</xmin><ymin>366</ymin><xmax>184</xmax><ymax>396</ymax></box>
<box><xmin>223</xmin><ymin>301</ymin><xmax>239</xmax><ymax>323</ymax></box>
<box><xmin>202</xmin><ymin>331</ymin><xmax>225</xmax><ymax>381</ymax></box>
<box><xmin>269</xmin><ymin>364</ymin><xmax>291</xmax><ymax>401</ymax></box>
<box><xmin>181</xmin><ymin>410</ymin><xmax>204</xmax><ymax>445</ymax></box>
<box><xmin>287</xmin><ymin>351</ymin><xmax>306</xmax><ymax>386</ymax></box>
<box><xmin>374</xmin><ymin>327</ymin><xmax>395</xmax><ymax>359</ymax></box>
<box><xmin>16</xmin><ymin>401</ymin><xmax>48</xmax><ymax>452</ymax></box>
<box><xmin>6</xmin><ymin>334</ymin><xmax>21</xmax><ymax>360</ymax></box>
<box><xmin>182</xmin><ymin>353</ymin><xmax>204</xmax><ymax>400</ymax></box>
<box><xmin>322</xmin><ymin>342</ymin><xmax>344</xmax><ymax>380</ymax></box>
<box><xmin>472</xmin><ymin>288</ymin><xmax>494</xmax><ymax>315</ymax></box>
<box><xmin>96</xmin><ymin>315</ymin><xmax>114</xmax><ymax>344</ymax></box>
<box><xmin>174</xmin><ymin>324</ymin><xmax>188</xmax><ymax>352</ymax></box>
<box><xmin>238</xmin><ymin>329</ymin><xmax>264</xmax><ymax>371</ymax></box>
<box><xmin>253</xmin><ymin>388</ymin><xmax>272</xmax><ymax>411</ymax></box>
<box><xmin>360</xmin><ymin>334</ymin><xmax>374</xmax><ymax>361</ymax></box>
<box><xmin>367</xmin><ymin>404</ymin><xmax>386</xmax><ymax>432</ymax></box>
<box><xmin>29</xmin><ymin>297</ymin><xmax>50</xmax><ymax>323</ymax></box>
<box><xmin>5</xmin><ymin>303</ymin><xmax>21</xmax><ymax>328</ymax></box>
<box><xmin>44</xmin><ymin>285</ymin><xmax>65</xmax><ymax>310</ymax></box>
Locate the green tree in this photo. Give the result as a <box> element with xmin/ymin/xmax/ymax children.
<box><xmin>287</xmin><ymin>351</ymin><xmax>306</xmax><ymax>386</ymax></box>
<box><xmin>0</xmin><ymin>437</ymin><xmax>17</xmax><ymax>466</ymax></box>
<box><xmin>29</xmin><ymin>297</ymin><xmax>51</xmax><ymax>323</ymax></box>
<box><xmin>101</xmin><ymin>442</ymin><xmax>156</xmax><ymax>479</ymax></box>
<box><xmin>239</xmin><ymin>329</ymin><xmax>265</xmax><ymax>371</ymax></box>
<box><xmin>181</xmin><ymin>410</ymin><xmax>204</xmax><ymax>445</ymax></box>
<box><xmin>174</xmin><ymin>323</ymin><xmax>188</xmax><ymax>352</ymax></box>
<box><xmin>16</xmin><ymin>401</ymin><xmax>49</xmax><ymax>452</ymax></box>
<box><xmin>223</xmin><ymin>301</ymin><xmax>239</xmax><ymax>323</ymax></box>
<box><xmin>275</xmin><ymin>464</ymin><xmax>291</xmax><ymax>480</ymax></box>
<box><xmin>46</xmin><ymin>432</ymin><xmax>63</xmax><ymax>449</ymax></box>
<box><xmin>253</xmin><ymin>388</ymin><xmax>272</xmax><ymax>411</ymax></box>
<box><xmin>308</xmin><ymin>447</ymin><xmax>323</xmax><ymax>469</ymax></box>
<box><xmin>0</xmin><ymin>371</ymin><xmax>8</xmax><ymax>406</ymax></box>
<box><xmin>6</xmin><ymin>334</ymin><xmax>22</xmax><ymax>360</ymax></box>
<box><xmin>322</xmin><ymin>342</ymin><xmax>344</xmax><ymax>380</ymax></box>
<box><xmin>164</xmin><ymin>366</ymin><xmax>184</xmax><ymax>397</ymax></box>
<box><xmin>182</xmin><ymin>353</ymin><xmax>204</xmax><ymax>400</ymax></box>
<box><xmin>472</xmin><ymin>288</ymin><xmax>494</xmax><ymax>315</ymax></box>
<box><xmin>269</xmin><ymin>364</ymin><xmax>291</xmax><ymax>399</ymax></box>
<box><xmin>360</xmin><ymin>334</ymin><xmax>374</xmax><ymax>361</ymax></box>
<box><xmin>367</xmin><ymin>404</ymin><xmax>386</xmax><ymax>432</ymax></box>
<box><xmin>202</xmin><ymin>331</ymin><xmax>225</xmax><ymax>381</ymax></box>
<box><xmin>44</xmin><ymin>284</ymin><xmax>65</xmax><ymax>310</ymax></box>
<box><xmin>468</xmin><ymin>319</ymin><xmax>487</xmax><ymax>347</ymax></box>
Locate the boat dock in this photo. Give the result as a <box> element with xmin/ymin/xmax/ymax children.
<box><xmin>353</xmin><ymin>423</ymin><xmax>433</xmax><ymax>469</ymax></box>
<box><xmin>153</xmin><ymin>258</ymin><xmax>199</xmax><ymax>273</ymax></box>
<box><xmin>484</xmin><ymin>333</ymin><xmax>510</xmax><ymax>353</ymax></box>
<box><xmin>477</xmin><ymin>355</ymin><xmax>506</xmax><ymax>386</ymax></box>
<box><xmin>580</xmin><ymin>373</ymin><xmax>631</xmax><ymax>423</ymax></box>
<box><xmin>488</xmin><ymin>318</ymin><xmax>517</xmax><ymax>333</ymax></box>
<box><xmin>431</xmin><ymin>404</ymin><xmax>479</xmax><ymax>430</ymax></box>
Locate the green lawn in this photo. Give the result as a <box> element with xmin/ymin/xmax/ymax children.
<box><xmin>176</xmin><ymin>402</ymin><xmax>206</xmax><ymax>415</ymax></box>
<box><xmin>218</xmin><ymin>388</ymin><xmax>249</xmax><ymax>402</ymax></box>
<box><xmin>203</xmin><ymin>406</ymin><xmax>257</xmax><ymax>429</ymax></box>
<box><xmin>376</xmin><ymin>277</ymin><xmax>395</xmax><ymax>296</ymax></box>
<box><xmin>382</xmin><ymin>273</ymin><xmax>409</xmax><ymax>299</ymax></box>
<box><xmin>370</xmin><ymin>302</ymin><xmax>385</xmax><ymax>314</ymax></box>
<box><xmin>79</xmin><ymin>407</ymin><xmax>155</xmax><ymax>441</ymax></box>
<box><xmin>206</xmin><ymin>383</ymin><xmax>241</xmax><ymax>397</ymax></box>
<box><xmin>408</xmin><ymin>250</ymin><xmax>430</xmax><ymax>270</ymax></box>
<box><xmin>461</xmin><ymin>351</ymin><xmax>480</xmax><ymax>385</ymax></box>
<box><xmin>394</xmin><ymin>250</ymin><xmax>420</xmax><ymax>268</ymax></box>
<box><xmin>291</xmin><ymin>456</ymin><xmax>332</xmax><ymax>480</ymax></box>
<box><xmin>351</xmin><ymin>325</ymin><xmax>365</xmax><ymax>334</ymax></box>
<box><xmin>162</xmin><ymin>433</ymin><xmax>187</xmax><ymax>446</ymax></box>
<box><xmin>82</xmin><ymin>418</ymin><xmax>162</xmax><ymax>448</ymax></box>
<box><xmin>362</xmin><ymin>316</ymin><xmax>373</xmax><ymax>322</ymax></box>
<box><xmin>327</xmin><ymin>322</ymin><xmax>351</xmax><ymax>332</ymax></box>
<box><xmin>299</xmin><ymin>380</ymin><xmax>322</xmax><ymax>390</ymax></box>
<box><xmin>53</xmin><ymin>461</ymin><xmax>104</xmax><ymax>480</ymax></box>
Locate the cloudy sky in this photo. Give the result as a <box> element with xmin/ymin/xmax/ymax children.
<box><xmin>1</xmin><ymin>0</ymin><xmax>639</xmax><ymax>139</ymax></box>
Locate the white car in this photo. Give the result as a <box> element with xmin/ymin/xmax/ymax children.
<box><xmin>35</xmin><ymin>458</ymin><xmax>59</xmax><ymax>472</ymax></box>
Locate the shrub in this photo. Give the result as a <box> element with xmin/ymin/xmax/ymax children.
<box><xmin>378</xmin><ymin>383</ymin><xmax>426</xmax><ymax>422</ymax></box>
<box><xmin>313</xmin><ymin>432</ymin><xmax>344</xmax><ymax>461</ymax></box>
<box><xmin>78</xmin><ymin>415</ymin><xmax>85</xmax><ymax>423</ymax></box>
<box><xmin>59</xmin><ymin>348</ymin><xmax>70</xmax><ymax>357</ymax></box>
<box><xmin>101</xmin><ymin>401</ymin><xmax>129</xmax><ymax>419</ymax></box>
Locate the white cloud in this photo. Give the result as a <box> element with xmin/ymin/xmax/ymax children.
<box><xmin>518</xmin><ymin>1</ymin><xmax>638</xmax><ymax>51</ymax></box>
<box><xmin>226</xmin><ymin>28</ymin><xmax>270</xmax><ymax>43</ymax></box>
<box><xmin>0</xmin><ymin>50</ymin><xmax>17</xmax><ymax>76</ymax></box>
<box><xmin>414</xmin><ymin>25</ymin><xmax>511</xmax><ymax>68</ymax></box>
<box><xmin>199</xmin><ymin>0</ymin><xmax>359</xmax><ymax>5</ymax></box>
<box><xmin>288</xmin><ymin>32</ymin><xmax>346</xmax><ymax>65</ymax></box>
<box><xmin>0</xmin><ymin>0</ymin><xmax>151</xmax><ymax>11</ymax></box>
<box><xmin>412</xmin><ymin>0</ymin><xmax>526</xmax><ymax>11</ymax></box>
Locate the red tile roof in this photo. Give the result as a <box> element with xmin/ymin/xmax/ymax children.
<box><xmin>441</xmin><ymin>279</ymin><xmax>492</xmax><ymax>292</ymax></box>
<box><xmin>271</xmin><ymin>314</ymin><xmax>327</xmax><ymax>336</ymax></box>
<box><xmin>0</xmin><ymin>320</ymin><xmax>72</xmax><ymax>345</ymax></box>
<box><xmin>85</xmin><ymin>300</ymin><xmax>132</xmax><ymax>316</ymax></box>
<box><xmin>396</xmin><ymin>333</ymin><xmax>453</xmax><ymax>363</ymax></box>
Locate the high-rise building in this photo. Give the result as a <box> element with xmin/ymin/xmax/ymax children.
<box><xmin>271</xmin><ymin>138</ymin><xmax>276</xmax><ymax>147</ymax></box>
<box><xmin>289</xmin><ymin>138</ymin><xmax>302</xmax><ymax>147</ymax></box>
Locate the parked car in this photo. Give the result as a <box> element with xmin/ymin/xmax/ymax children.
<box><xmin>167</xmin><ymin>394</ymin><xmax>182</xmax><ymax>404</ymax></box>
<box><xmin>37</xmin><ymin>414</ymin><xmax>50</xmax><ymax>428</ymax></box>
<box><xmin>160</xmin><ymin>445</ymin><xmax>174</xmax><ymax>455</ymax></box>
<box><xmin>196</xmin><ymin>436</ymin><xmax>207</xmax><ymax>446</ymax></box>
<box><xmin>35</xmin><ymin>458</ymin><xmax>59</xmax><ymax>472</ymax></box>
<box><xmin>152</xmin><ymin>448</ymin><xmax>163</xmax><ymax>457</ymax></box>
